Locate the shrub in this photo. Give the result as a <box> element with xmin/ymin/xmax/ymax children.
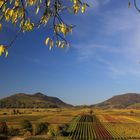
<box><xmin>35</xmin><ymin>122</ymin><xmax>49</xmax><ymax>135</ymax></box>
<box><xmin>8</xmin><ymin>127</ymin><xmax>19</xmax><ymax>136</ymax></box>
<box><xmin>47</xmin><ymin>124</ymin><xmax>61</xmax><ymax>138</ymax></box>
<box><xmin>130</xmin><ymin>110</ymin><xmax>134</xmax><ymax>114</ymax></box>
<box><xmin>21</xmin><ymin>120</ymin><xmax>33</xmax><ymax>133</ymax></box>
<box><xmin>0</xmin><ymin>122</ymin><xmax>8</xmax><ymax>134</ymax></box>
<box><xmin>3</xmin><ymin>113</ymin><xmax>7</xmax><ymax>115</ymax></box>
<box><xmin>58</xmin><ymin>124</ymin><xmax>69</xmax><ymax>136</ymax></box>
<box><xmin>89</xmin><ymin>110</ymin><xmax>93</xmax><ymax>115</ymax></box>
<box><xmin>12</xmin><ymin>109</ymin><xmax>16</xmax><ymax>115</ymax></box>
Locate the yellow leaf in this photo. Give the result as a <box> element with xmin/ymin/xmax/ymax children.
<box><xmin>47</xmin><ymin>0</ymin><xmax>51</xmax><ymax>6</ymax></box>
<box><xmin>55</xmin><ymin>24</ymin><xmax>60</xmax><ymax>33</ymax></box>
<box><xmin>49</xmin><ymin>40</ymin><xmax>53</xmax><ymax>50</ymax></box>
<box><xmin>9</xmin><ymin>9</ymin><xmax>14</xmax><ymax>17</ymax></box>
<box><xmin>81</xmin><ymin>5</ymin><xmax>86</xmax><ymax>13</ymax></box>
<box><xmin>73</xmin><ymin>0</ymin><xmax>78</xmax><ymax>4</ymax></box>
<box><xmin>57</xmin><ymin>41</ymin><xmax>61</xmax><ymax>48</ymax></box>
<box><xmin>0</xmin><ymin>1</ymin><xmax>4</xmax><ymax>7</ymax></box>
<box><xmin>5</xmin><ymin>8</ymin><xmax>10</xmax><ymax>21</ymax></box>
<box><xmin>20</xmin><ymin>19</ymin><xmax>24</xmax><ymax>27</ymax></box>
<box><xmin>61</xmin><ymin>24</ymin><xmax>67</xmax><ymax>36</ymax></box>
<box><xmin>0</xmin><ymin>45</ymin><xmax>5</xmax><ymax>56</ymax></box>
<box><xmin>73</xmin><ymin>4</ymin><xmax>80</xmax><ymax>14</ymax></box>
<box><xmin>2</xmin><ymin>4</ymin><xmax>6</xmax><ymax>12</ymax></box>
<box><xmin>41</xmin><ymin>16</ymin><xmax>49</xmax><ymax>25</ymax></box>
<box><xmin>36</xmin><ymin>6</ymin><xmax>39</xmax><ymax>14</ymax></box>
<box><xmin>45</xmin><ymin>37</ymin><xmax>50</xmax><ymax>46</ymax></box>
<box><xmin>69</xmin><ymin>25</ymin><xmax>73</xmax><ymax>34</ymax></box>
<box><xmin>15</xmin><ymin>0</ymin><xmax>19</xmax><ymax>7</ymax></box>
<box><xmin>61</xmin><ymin>43</ymin><xmax>65</xmax><ymax>49</ymax></box>
<box><xmin>56</xmin><ymin>41</ymin><xmax>61</xmax><ymax>47</ymax></box>
<box><xmin>5</xmin><ymin>50</ymin><xmax>8</xmax><ymax>57</ymax></box>
<box><xmin>0</xmin><ymin>23</ymin><xmax>2</xmax><ymax>31</ymax></box>
<box><xmin>12</xmin><ymin>11</ymin><xmax>18</xmax><ymax>23</ymax></box>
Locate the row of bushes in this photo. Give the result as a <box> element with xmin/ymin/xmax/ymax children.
<box><xmin>0</xmin><ymin>120</ymin><xmax>69</xmax><ymax>138</ymax></box>
<box><xmin>0</xmin><ymin>121</ymin><xmax>49</xmax><ymax>136</ymax></box>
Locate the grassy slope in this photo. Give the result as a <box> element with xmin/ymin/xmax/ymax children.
<box><xmin>0</xmin><ymin>93</ymin><xmax>72</xmax><ymax>108</ymax></box>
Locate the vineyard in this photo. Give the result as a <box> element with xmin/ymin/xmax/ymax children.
<box><xmin>67</xmin><ymin>115</ymin><xmax>140</xmax><ymax>140</ymax></box>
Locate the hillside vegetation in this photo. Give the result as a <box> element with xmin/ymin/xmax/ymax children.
<box><xmin>0</xmin><ymin>93</ymin><xmax>72</xmax><ymax>108</ymax></box>
<box><xmin>93</xmin><ymin>93</ymin><xmax>140</xmax><ymax>109</ymax></box>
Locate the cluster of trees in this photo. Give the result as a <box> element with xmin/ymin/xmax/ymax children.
<box><xmin>0</xmin><ymin>120</ymin><xmax>69</xmax><ymax>139</ymax></box>
<box><xmin>0</xmin><ymin>120</ymin><xmax>49</xmax><ymax>137</ymax></box>
<box><xmin>0</xmin><ymin>122</ymin><xmax>19</xmax><ymax>138</ymax></box>
<box><xmin>0</xmin><ymin>122</ymin><xmax>8</xmax><ymax>134</ymax></box>
<box><xmin>0</xmin><ymin>101</ymin><xmax>59</xmax><ymax>108</ymax></box>
<box><xmin>12</xmin><ymin>109</ymin><xmax>21</xmax><ymax>114</ymax></box>
<box><xmin>21</xmin><ymin>120</ymin><xmax>69</xmax><ymax>137</ymax></box>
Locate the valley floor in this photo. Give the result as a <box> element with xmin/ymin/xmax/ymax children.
<box><xmin>0</xmin><ymin>108</ymin><xmax>140</xmax><ymax>140</ymax></box>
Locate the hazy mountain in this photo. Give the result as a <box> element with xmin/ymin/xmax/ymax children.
<box><xmin>92</xmin><ymin>93</ymin><xmax>140</xmax><ymax>109</ymax></box>
<box><xmin>0</xmin><ymin>92</ymin><xmax>72</xmax><ymax>108</ymax></box>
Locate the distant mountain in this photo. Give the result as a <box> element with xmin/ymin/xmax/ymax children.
<box><xmin>0</xmin><ymin>93</ymin><xmax>72</xmax><ymax>108</ymax></box>
<box><xmin>92</xmin><ymin>93</ymin><xmax>140</xmax><ymax>109</ymax></box>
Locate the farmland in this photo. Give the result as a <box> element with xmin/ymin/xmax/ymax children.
<box><xmin>67</xmin><ymin>115</ymin><xmax>113</xmax><ymax>140</ymax></box>
<box><xmin>0</xmin><ymin>108</ymin><xmax>140</xmax><ymax>140</ymax></box>
<box><xmin>0</xmin><ymin>108</ymin><xmax>75</xmax><ymax>128</ymax></box>
<box><xmin>67</xmin><ymin>109</ymin><xmax>140</xmax><ymax>140</ymax></box>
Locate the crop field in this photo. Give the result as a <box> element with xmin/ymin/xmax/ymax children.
<box><xmin>67</xmin><ymin>114</ymin><xmax>140</xmax><ymax>140</ymax></box>
<box><xmin>0</xmin><ymin>108</ymin><xmax>140</xmax><ymax>139</ymax></box>
<box><xmin>0</xmin><ymin>108</ymin><xmax>76</xmax><ymax>128</ymax></box>
<box><xmin>98</xmin><ymin>114</ymin><xmax>140</xmax><ymax>123</ymax></box>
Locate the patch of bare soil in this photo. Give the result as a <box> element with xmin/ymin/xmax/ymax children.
<box><xmin>9</xmin><ymin>137</ymin><xmax>24</xmax><ymax>140</ymax></box>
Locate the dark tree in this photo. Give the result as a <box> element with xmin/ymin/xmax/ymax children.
<box><xmin>35</xmin><ymin>122</ymin><xmax>49</xmax><ymax>135</ymax></box>
<box><xmin>21</xmin><ymin>120</ymin><xmax>33</xmax><ymax>133</ymax></box>
<box><xmin>0</xmin><ymin>122</ymin><xmax>8</xmax><ymax>134</ymax></box>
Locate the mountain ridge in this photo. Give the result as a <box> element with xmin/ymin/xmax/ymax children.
<box><xmin>92</xmin><ymin>93</ymin><xmax>140</xmax><ymax>109</ymax></box>
<box><xmin>0</xmin><ymin>92</ymin><xmax>140</xmax><ymax>109</ymax></box>
<box><xmin>0</xmin><ymin>92</ymin><xmax>73</xmax><ymax>108</ymax></box>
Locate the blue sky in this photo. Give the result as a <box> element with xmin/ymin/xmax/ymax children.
<box><xmin>1</xmin><ymin>0</ymin><xmax>140</xmax><ymax>105</ymax></box>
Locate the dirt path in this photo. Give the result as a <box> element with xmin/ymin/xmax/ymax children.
<box><xmin>9</xmin><ymin>137</ymin><xmax>24</xmax><ymax>140</ymax></box>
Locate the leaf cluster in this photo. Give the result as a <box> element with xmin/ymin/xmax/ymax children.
<box><xmin>0</xmin><ymin>0</ymin><xmax>89</xmax><ymax>56</ymax></box>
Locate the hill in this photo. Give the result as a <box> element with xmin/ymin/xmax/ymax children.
<box><xmin>93</xmin><ymin>93</ymin><xmax>140</xmax><ymax>109</ymax></box>
<box><xmin>0</xmin><ymin>92</ymin><xmax>72</xmax><ymax>108</ymax></box>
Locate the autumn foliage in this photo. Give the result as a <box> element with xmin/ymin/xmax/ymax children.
<box><xmin>0</xmin><ymin>0</ymin><xmax>88</xmax><ymax>56</ymax></box>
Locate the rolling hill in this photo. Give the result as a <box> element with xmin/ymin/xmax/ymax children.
<box><xmin>93</xmin><ymin>93</ymin><xmax>140</xmax><ymax>109</ymax></box>
<box><xmin>0</xmin><ymin>92</ymin><xmax>72</xmax><ymax>108</ymax></box>
<box><xmin>1</xmin><ymin>92</ymin><xmax>140</xmax><ymax>109</ymax></box>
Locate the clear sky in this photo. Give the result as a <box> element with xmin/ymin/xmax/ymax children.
<box><xmin>1</xmin><ymin>0</ymin><xmax>140</xmax><ymax>105</ymax></box>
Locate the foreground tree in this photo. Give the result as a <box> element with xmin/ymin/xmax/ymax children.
<box><xmin>0</xmin><ymin>0</ymin><xmax>89</xmax><ymax>56</ymax></box>
<box><xmin>0</xmin><ymin>0</ymin><xmax>139</xmax><ymax>57</ymax></box>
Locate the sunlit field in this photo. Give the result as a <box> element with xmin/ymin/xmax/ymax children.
<box><xmin>0</xmin><ymin>108</ymin><xmax>140</xmax><ymax>140</ymax></box>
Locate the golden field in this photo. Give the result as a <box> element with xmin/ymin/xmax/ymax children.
<box><xmin>0</xmin><ymin>108</ymin><xmax>140</xmax><ymax>140</ymax></box>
